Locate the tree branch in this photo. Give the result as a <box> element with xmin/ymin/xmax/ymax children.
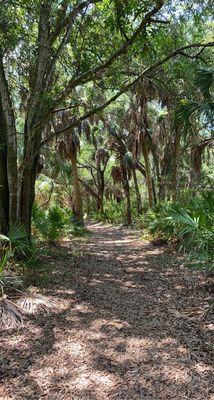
<box><xmin>150</xmin><ymin>18</ymin><xmax>169</xmax><ymax>24</ymax></box>
<box><xmin>49</xmin><ymin>0</ymin><xmax>101</xmax><ymax>45</ymax></box>
<box><xmin>54</xmin><ymin>0</ymin><xmax>165</xmax><ymax>105</ymax></box>
<box><xmin>39</xmin><ymin>41</ymin><xmax>214</xmax><ymax>148</ymax></box>
<box><xmin>34</xmin><ymin>1</ymin><xmax>165</xmax><ymax>129</ymax></box>
<box><xmin>46</xmin><ymin>1</ymin><xmax>99</xmax><ymax>87</ymax></box>
<box><xmin>78</xmin><ymin>162</ymin><xmax>98</xmax><ymax>188</ymax></box>
<box><xmin>79</xmin><ymin>177</ymin><xmax>98</xmax><ymax>198</ymax></box>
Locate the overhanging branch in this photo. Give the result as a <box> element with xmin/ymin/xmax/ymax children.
<box><xmin>54</xmin><ymin>0</ymin><xmax>165</xmax><ymax>105</ymax></box>
<box><xmin>39</xmin><ymin>41</ymin><xmax>214</xmax><ymax>148</ymax></box>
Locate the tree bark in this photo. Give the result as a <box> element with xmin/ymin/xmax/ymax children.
<box><xmin>121</xmin><ymin>162</ymin><xmax>132</xmax><ymax>225</ymax></box>
<box><xmin>189</xmin><ymin>137</ymin><xmax>214</xmax><ymax>188</ymax></box>
<box><xmin>142</xmin><ymin>138</ymin><xmax>154</xmax><ymax>207</ymax></box>
<box><xmin>0</xmin><ymin>100</ymin><xmax>9</xmax><ymax>233</ymax></box>
<box><xmin>172</xmin><ymin>127</ymin><xmax>181</xmax><ymax>201</ymax></box>
<box><xmin>133</xmin><ymin>167</ymin><xmax>142</xmax><ymax>214</ymax></box>
<box><xmin>97</xmin><ymin>168</ymin><xmax>105</xmax><ymax>213</ymax></box>
<box><xmin>188</xmin><ymin>135</ymin><xmax>199</xmax><ymax>189</ymax></box>
<box><xmin>70</xmin><ymin>151</ymin><xmax>84</xmax><ymax>226</ymax></box>
<box><xmin>0</xmin><ymin>53</ymin><xmax>18</xmax><ymax>226</ymax></box>
<box><xmin>158</xmin><ymin>140</ymin><xmax>172</xmax><ymax>201</ymax></box>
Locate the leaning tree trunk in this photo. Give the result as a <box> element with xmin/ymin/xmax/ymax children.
<box><xmin>121</xmin><ymin>163</ymin><xmax>132</xmax><ymax>225</ymax></box>
<box><xmin>70</xmin><ymin>150</ymin><xmax>84</xmax><ymax>226</ymax></box>
<box><xmin>133</xmin><ymin>167</ymin><xmax>142</xmax><ymax>214</ymax></box>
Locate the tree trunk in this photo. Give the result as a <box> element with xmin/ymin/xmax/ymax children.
<box><xmin>188</xmin><ymin>135</ymin><xmax>199</xmax><ymax>189</ymax></box>
<box><xmin>172</xmin><ymin>127</ymin><xmax>181</xmax><ymax>201</ymax></box>
<box><xmin>121</xmin><ymin>163</ymin><xmax>132</xmax><ymax>225</ymax></box>
<box><xmin>18</xmin><ymin>123</ymin><xmax>43</xmax><ymax>235</ymax></box>
<box><xmin>189</xmin><ymin>138</ymin><xmax>213</xmax><ymax>189</ymax></box>
<box><xmin>148</xmin><ymin>135</ymin><xmax>161</xmax><ymax>203</ymax></box>
<box><xmin>139</xmin><ymin>94</ymin><xmax>154</xmax><ymax>208</ymax></box>
<box><xmin>0</xmin><ymin>53</ymin><xmax>18</xmax><ymax>226</ymax></box>
<box><xmin>0</xmin><ymin>101</ymin><xmax>9</xmax><ymax>234</ymax></box>
<box><xmin>133</xmin><ymin>167</ymin><xmax>142</xmax><ymax>214</ymax></box>
<box><xmin>70</xmin><ymin>151</ymin><xmax>84</xmax><ymax>226</ymax></box>
<box><xmin>152</xmin><ymin>179</ymin><xmax>157</xmax><ymax>204</ymax></box>
<box><xmin>20</xmin><ymin>158</ymin><xmax>39</xmax><ymax>235</ymax></box>
<box><xmin>158</xmin><ymin>140</ymin><xmax>172</xmax><ymax>201</ymax></box>
<box><xmin>97</xmin><ymin>169</ymin><xmax>105</xmax><ymax>214</ymax></box>
<box><xmin>142</xmin><ymin>138</ymin><xmax>154</xmax><ymax>207</ymax></box>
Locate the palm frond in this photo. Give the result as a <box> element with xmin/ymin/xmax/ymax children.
<box><xmin>7</xmin><ymin>223</ymin><xmax>31</xmax><ymax>257</ymax></box>
<box><xmin>175</xmin><ymin>67</ymin><xmax>214</xmax><ymax>127</ymax></box>
<box><xmin>0</xmin><ymin>295</ymin><xmax>24</xmax><ymax>328</ymax></box>
<box><xmin>17</xmin><ymin>293</ymin><xmax>56</xmax><ymax>314</ymax></box>
<box><xmin>0</xmin><ymin>234</ymin><xmax>10</xmax><ymax>242</ymax></box>
<box><xmin>194</xmin><ymin>67</ymin><xmax>214</xmax><ymax>99</ymax></box>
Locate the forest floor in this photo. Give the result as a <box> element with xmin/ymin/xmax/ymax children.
<box><xmin>0</xmin><ymin>223</ymin><xmax>213</xmax><ymax>400</ymax></box>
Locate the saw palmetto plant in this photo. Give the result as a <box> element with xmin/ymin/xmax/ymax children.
<box><xmin>0</xmin><ymin>228</ymin><xmax>56</xmax><ymax>328</ymax></box>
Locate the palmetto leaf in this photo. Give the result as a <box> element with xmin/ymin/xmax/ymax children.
<box><xmin>177</xmin><ymin>99</ymin><xmax>213</xmax><ymax>122</ymax></box>
<box><xmin>176</xmin><ymin>67</ymin><xmax>214</xmax><ymax>126</ymax></box>
<box><xmin>17</xmin><ymin>293</ymin><xmax>56</xmax><ymax>314</ymax></box>
<box><xmin>171</xmin><ymin>212</ymin><xmax>199</xmax><ymax>228</ymax></box>
<box><xmin>165</xmin><ymin>210</ymin><xmax>200</xmax><ymax>238</ymax></box>
<box><xmin>1</xmin><ymin>274</ymin><xmax>23</xmax><ymax>289</ymax></box>
<box><xmin>194</xmin><ymin>67</ymin><xmax>214</xmax><ymax>99</ymax></box>
<box><xmin>6</xmin><ymin>223</ymin><xmax>31</xmax><ymax>257</ymax></box>
<box><xmin>0</xmin><ymin>296</ymin><xmax>24</xmax><ymax>328</ymax></box>
<box><xmin>8</xmin><ymin>224</ymin><xmax>28</xmax><ymax>242</ymax></box>
<box><xmin>0</xmin><ymin>234</ymin><xmax>10</xmax><ymax>242</ymax></box>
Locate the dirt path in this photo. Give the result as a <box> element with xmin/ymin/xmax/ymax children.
<box><xmin>0</xmin><ymin>223</ymin><xmax>213</xmax><ymax>399</ymax></box>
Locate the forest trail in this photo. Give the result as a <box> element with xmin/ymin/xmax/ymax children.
<box><xmin>0</xmin><ymin>223</ymin><xmax>213</xmax><ymax>400</ymax></box>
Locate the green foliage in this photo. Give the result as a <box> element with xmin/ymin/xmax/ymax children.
<box><xmin>0</xmin><ymin>224</ymin><xmax>34</xmax><ymax>275</ymax></box>
<box><xmin>32</xmin><ymin>204</ymin><xmax>68</xmax><ymax>242</ymax></box>
<box><xmin>70</xmin><ymin>225</ymin><xmax>90</xmax><ymax>237</ymax></box>
<box><xmin>194</xmin><ymin>67</ymin><xmax>214</xmax><ymax>100</ymax></box>
<box><xmin>7</xmin><ymin>223</ymin><xmax>31</xmax><ymax>258</ymax></box>
<box><xmin>144</xmin><ymin>191</ymin><xmax>214</xmax><ymax>269</ymax></box>
<box><xmin>0</xmin><ymin>225</ymin><xmax>41</xmax><ymax>271</ymax></box>
<box><xmin>176</xmin><ymin>67</ymin><xmax>214</xmax><ymax>126</ymax></box>
<box><xmin>0</xmin><ymin>234</ymin><xmax>11</xmax><ymax>271</ymax></box>
<box><xmin>0</xmin><ymin>225</ymin><xmax>33</xmax><ymax>293</ymax></box>
<box><xmin>91</xmin><ymin>200</ymin><xmax>127</xmax><ymax>225</ymax></box>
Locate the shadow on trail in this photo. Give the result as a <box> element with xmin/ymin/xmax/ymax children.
<box><xmin>0</xmin><ymin>223</ymin><xmax>212</xmax><ymax>399</ymax></box>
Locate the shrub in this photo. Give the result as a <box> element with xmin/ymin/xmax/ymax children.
<box><xmin>7</xmin><ymin>223</ymin><xmax>32</xmax><ymax>258</ymax></box>
<box><xmin>0</xmin><ymin>226</ymin><xmax>29</xmax><ymax>295</ymax></box>
<box><xmin>144</xmin><ymin>190</ymin><xmax>214</xmax><ymax>269</ymax></box>
<box><xmin>32</xmin><ymin>204</ymin><xmax>68</xmax><ymax>242</ymax></box>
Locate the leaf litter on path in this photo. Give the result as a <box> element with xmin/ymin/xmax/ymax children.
<box><xmin>0</xmin><ymin>222</ymin><xmax>213</xmax><ymax>399</ymax></box>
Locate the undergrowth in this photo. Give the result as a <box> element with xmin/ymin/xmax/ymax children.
<box><xmin>142</xmin><ymin>190</ymin><xmax>214</xmax><ymax>270</ymax></box>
